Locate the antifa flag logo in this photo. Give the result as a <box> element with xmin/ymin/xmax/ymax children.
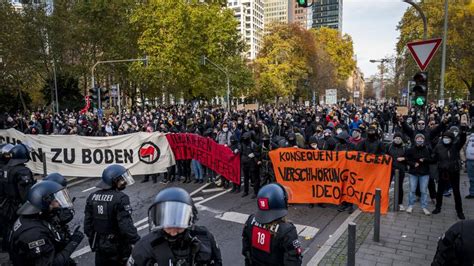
<box><xmin>139</xmin><ymin>142</ymin><xmax>161</xmax><ymax>164</ymax></box>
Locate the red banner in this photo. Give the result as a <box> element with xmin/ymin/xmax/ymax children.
<box><xmin>166</xmin><ymin>133</ymin><xmax>241</xmax><ymax>185</ymax></box>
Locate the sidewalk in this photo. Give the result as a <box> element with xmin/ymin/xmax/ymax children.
<box><xmin>318</xmin><ymin>174</ymin><xmax>473</xmax><ymax>265</ymax></box>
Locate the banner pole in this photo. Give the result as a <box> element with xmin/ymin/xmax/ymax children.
<box><xmin>374</xmin><ymin>188</ymin><xmax>381</xmax><ymax>242</ymax></box>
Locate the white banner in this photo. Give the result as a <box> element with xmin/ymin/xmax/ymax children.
<box><xmin>0</xmin><ymin>129</ymin><xmax>175</xmax><ymax>177</ymax></box>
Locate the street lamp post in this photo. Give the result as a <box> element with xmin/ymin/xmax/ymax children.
<box><xmin>402</xmin><ymin>0</ymin><xmax>427</xmax><ymax>40</ymax></box>
<box><xmin>200</xmin><ymin>55</ymin><xmax>230</xmax><ymax>112</ymax></box>
<box><xmin>91</xmin><ymin>57</ymin><xmax>148</xmax><ymax>110</ymax></box>
<box><xmin>369</xmin><ymin>58</ymin><xmax>390</xmax><ymax>100</ymax></box>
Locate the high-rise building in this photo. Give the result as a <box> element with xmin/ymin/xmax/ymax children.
<box><xmin>264</xmin><ymin>0</ymin><xmax>311</xmax><ymax>31</ymax></box>
<box><xmin>311</xmin><ymin>0</ymin><xmax>343</xmax><ymax>31</ymax></box>
<box><xmin>228</xmin><ymin>0</ymin><xmax>264</xmax><ymax>60</ymax></box>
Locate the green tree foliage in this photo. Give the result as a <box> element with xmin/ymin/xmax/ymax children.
<box><xmin>396</xmin><ymin>1</ymin><xmax>474</xmax><ymax>100</ymax></box>
<box><xmin>254</xmin><ymin>24</ymin><xmax>355</xmax><ymax>102</ymax></box>
<box><xmin>131</xmin><ymin>0</ymin><xmax>249</xmax><ymax>101</ymax></box>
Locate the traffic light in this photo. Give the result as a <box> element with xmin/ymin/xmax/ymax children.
<box><xmin>100</xmin><ymin>87</ymin><xmax>109</xmax><ymax>103</ymax></box>
<box><xmin>88</xmin><ymin>86</ymin><xmax>109</xmax><ymax>108</ymax></box>
<box><xmin>88</xmin><ymin>86</ymin><xmax>99</xmax><ymax>107</ymax></box>
<box><xmin>411</xmin><ymin>72</ymin><xmax>428</xmax><ymax>107</ymax></box>
<box><xmin>296</xmin><ymin>0</ymin><xmax>310</xmax><ymax>7</ymax></box>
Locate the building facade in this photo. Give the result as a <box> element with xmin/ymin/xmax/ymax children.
<box><xmin>311</xmin><ymin>0</ymin><xmax>342</xmax><ymax>31</ymax></box>
<box><xmin>264</xmin><ymin>0</ymin><xmax>311</xmax><ymax>31</ymax></box>
<box><xmin>228</xmin><ymin>0</ymin><xmax>264</xmax><ymax>60</ymax></box>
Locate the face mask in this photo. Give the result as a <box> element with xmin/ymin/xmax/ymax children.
<box><xmin>336</xmin><ymin>129</ymin><xmax>342</xmax><ymax>134</ymax></box>
<box><xmin>223</xmin><ymin>127</ymin><xmax>228</xmax><ymax>132</ymax></box>
<box><xmin>310</xmin><ymin>144</ymin><xmax>318</xmax><ymax>149</ymax></box>
<box><xmin>244</xmin><ymin>122</ymin><xmax>249</xmax><ymax>127</ymax></box>
<box><xmin>53</xmin><ymin>208</ymin><xmax>75</xmax><ymax>225</ymax></box>
<box><xmin>416</xmin><ymin>140</ymin><xmax>424</xmax><ymax>146</ymax></box>
<box><xmin>417</xmin><ymin>124</ymin><xmax>425</xmax><ymax>130</ymax></box>
<box><xmin>278</xmin><ymin>122</ymin><xmax>282</xmax><ymax>126</ymax></box>
<box><xmin>453</xmin><ymin>131</ymin><xmax>459</xmax><ymax>137</ymax></box>
<box><xmin>393</xmin><ymin>138</ymin><xmax>402</xmax><ymax>145</ymax></box>
<box><xmin>324</xmin><ymin>132</ymin><xmax>330</xmax><ymax>137</ymax></box>
<box><xmin>442</xmin><ymin>138</ymin><xmax>452</xmax><ymax>145</ymax></box>
<box><xmin>351</xmin><ymin>131</ymin><xmax>360</xmax><ymax>139</ymax></box>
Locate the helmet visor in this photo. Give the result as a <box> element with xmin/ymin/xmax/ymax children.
<box><xmin>148</xmin><ymin>201</ymin><xmax>193</xmax><ymax>230</ymax></box>
<box><xmin>118</xmin><ymin>169</ymin><xmax>135</xmax><ymax>186</ymax></box>
<box><xmin>53</xmin><ymin>189</ymin><xmax>73</xmax><ymax>209</ymax></box>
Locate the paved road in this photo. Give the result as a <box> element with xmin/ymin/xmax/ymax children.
<box><xmin>2</xmin><ymin>175</ymin><xmax>355</xmax><ymax>265</ymax></box>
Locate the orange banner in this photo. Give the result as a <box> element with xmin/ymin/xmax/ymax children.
<box><xmin>269</xmin><ymin>148</ymin><xmax>392</xmax><ymax>213</ymax></box>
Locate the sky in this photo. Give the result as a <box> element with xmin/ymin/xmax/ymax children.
<box><xmin>342</xmin><ymin>0</ymin><xmax>408</xmax><ymax>79</ymax></box>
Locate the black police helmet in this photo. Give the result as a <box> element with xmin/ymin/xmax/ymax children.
<box><xmin>97</xmin><ymin>164</ymin><xmax>134</xmax><ymax>189</ymax></box>
<box><xmin>8</xmin><ymin>143</ymin><xmax>31</xmax><ymax>166</ymax></box>
<box><xmin>44</xmin><ymin>172</ymin><xmax>68</xmax><ymax>187</ymax></box>
<box><xmin>17</xmin><ymin>181</ymin><xmax>64</xmax><ymax>215</ymax></box>
<box><xmin>255</xmin><ymin>183</ymin><xmax>288</xmax><ymax>224</ymax></box>
<box><xmin>148</xmin><ymin>187</ymin><xmax>197</xmax><ymax>230</ymax></box>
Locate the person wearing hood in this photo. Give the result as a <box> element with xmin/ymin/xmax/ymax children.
<box><xmin>432</xmin><ymin>126</ymin><xmax>468</xmax><ymax>220</ymax></box>
<box><xmin>84</xmin><ymin>164</ymin><xmax>140</xmax><ymax>265</ymax></box>
<box><xmin>240</xmin><ymin>132</ymin><xmax>260</xmax><ymax>198</ymax></box>
<box><xmin>335</xmin><ymin>131</ymin><xmax>355</xmax><ymax>151</ymax></box>
<box><xmin>317</xmin><ymin>128</ymin><xmax>337</xmax><ymax>151</ymax></box>
<box><xmin>356</xmin><ymin>125</ymin><xmax>385</xmax><ymax>155</ymax></box>
<box><xmin>386</xmin><ymin>132</ymin><xmax>407</xmax><ymax>210</ymax></box>
<box><xmin>404</xmin><ymin>134</ymin><xmax>433</xmax><ymax>215</ymax></box>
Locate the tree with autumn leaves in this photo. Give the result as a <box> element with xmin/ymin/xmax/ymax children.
<box><xmin>253</xmin><ymin>24</ymin><xmax>356</xmax><ymax>103</ymax></box>
<box><xmin>396</xmin><ymin>1</ymin><xmax>474</xmax><ymax>101</ymax></box>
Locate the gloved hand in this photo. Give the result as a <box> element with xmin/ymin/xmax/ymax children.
<box><xmin>248</xmin><ymin>153</ymin><xmax>255</xmax><ymax>158</ymax></box>
<box><xmin>70</xmin><ymin>226</ymin><xmax>85</xmax><ymax>244</ymax></box>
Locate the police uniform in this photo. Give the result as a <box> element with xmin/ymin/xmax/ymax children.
<box><xmin>0</xmin><ymin>144</ymin><xmax>35</xmax><ymax>251</ymax></box>
<box><xmin>130</xmin><ymin>187</ymin><xmax>222</xmax><ymax>266</ymax></box>
<box><xmin>242</xmin><ymin>215</ymin><xmax>302</xmax><ymax>266</ymax></box>
<box><xmin>84</xmin><ymin>189</ymin><xmax>140</xmax><ymax>265</ymax></box>
<box><xmin>10</xmin><ymin>215</ymin><xmax>80</xmax><ymax>266</ymax></box>
<box><xmin>9</xmin><ymin>180</ymin><xmax>83</xmax><ymax>266</ymax></box>
<box><xmin>242</xmin><ymin>183</ymin><xmax>302</xmax><ymax>266</ymax></box>
<box><xmin>432</xmin><ymin>219</ymin><xmax>474</xmax><ymax>266</ymax></box>
<box><xmin>129</xmin><ymin>226</ymin><xmax>222</xmax><ymax>266</ymax></box>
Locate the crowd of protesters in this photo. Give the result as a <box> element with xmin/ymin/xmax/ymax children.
<box><xmin>1</xmin><ymin>100</ymin><xmax>474</xmax><ymax>218</ymax></box>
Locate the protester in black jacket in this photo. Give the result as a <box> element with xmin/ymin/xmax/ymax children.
<box><xmin>356</xmin><ymin>125</ymin><xmax>385</xmax><ymax>155</ymax></box>
<box><xmin>432</xmin><ymin>127</ymin><xmax>468</xmax><ymax>220</ymax></box>
<box><xmin>404</xmin><ymin>134</ymin><xmax>433</xmax><ymax>215</ymax></box>
<box><xmin>386</xmin><ymin>132</ymin><xmax>407</xmax><ymax>210</ymax></box>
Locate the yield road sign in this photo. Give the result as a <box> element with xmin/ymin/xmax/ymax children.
<box><xmin>407</xmin><ymin>38</ymin><xmax>442</xmax><ymax>71</ymax></box>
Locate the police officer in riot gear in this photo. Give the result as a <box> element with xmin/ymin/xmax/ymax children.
<box><xmin>242</xmin><ymin>183</ymin><xmax>303</xmax><ymax>266</ymax></box>
<box><xmin>128</xmin><ymin>187</ymin><xmax>222</xmax><ymax>266</ymax></box>
<box><xmin>43</xmin><ymin>173</ymin><xmax>76</xmax><ymax>253</ymax></box>
<box><xmin>0</xmin><ymin>143</ymin><xmax>14</xmax><ymax>250</ymax></box>
<box><xmin>84</xmin><ymin>164</ymin><xmax>140</xmax><ymax>265</ymax></box>
<box><xmin>9</xmin><ymin>180</ymin><xmax>84</xmax><ymax>266</ymax></box>
<box><xmin>0</xmin><ymin>143</ymin><xmax>35</xmax><ymax>251</ymax></box>
<box><xmin>432</xmin><ymin>219</ymin><xmax>474</xmax><ymax>265</ymax></box>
